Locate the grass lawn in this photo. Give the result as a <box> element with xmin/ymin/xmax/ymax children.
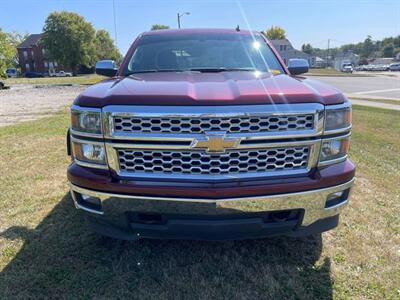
<box><xmin>306</xmin><ymin>68</ymin><xmax>369</xmax><ymax>77</ymax></box>
<box><xmin>4</xmin><ymin>74</ymin><xmax>105</xmax><ymax>86</ymax></box>
<box><xmin>348</xmin><ymin>97</ymin><xmax>400</xmax><ymax>106</ymax></box>
<box><xmin>0</xmin><ymin>106</ymin><xmax>399</xmax><ymax>299</ymax></box>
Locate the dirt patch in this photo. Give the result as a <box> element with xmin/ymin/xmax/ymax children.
<box><xmin>0</xmin><ymin>84</ymin><xmax>84</xmax><ymax>127</ymax></box>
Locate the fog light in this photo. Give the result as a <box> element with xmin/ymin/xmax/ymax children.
<box><xmin>78</xmin><ymin>193</ymin><xmax>102</xmax><ymax>211</ymax></box>
<box><xmin>325</xmin><ymin>190</ymin><xmax>348</xmax><ymax>209</ymax></box>
<box><xmin>327</xmin><ymin>191</ymin><xmax>344</xmax><ymax>201</ymax></box>
<box><xmin>82</xmin><ymin>194</ymin><xmax>101</xmax><ymax>206</ymax></box>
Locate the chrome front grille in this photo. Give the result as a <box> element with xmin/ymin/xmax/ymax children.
<box><xmin>113</xmin><ymin>114</ymin><xmax>315</xmax><ymax>134</ymax></box>
<box><xmin>117</xmin><ymin>147</ymin><xmax>310</xmax><ymax>176</ymax></box>
<box><xmin>103</xmin><ymin>104</ymin><xmax>324</xmax><ymax>180</ymax></box>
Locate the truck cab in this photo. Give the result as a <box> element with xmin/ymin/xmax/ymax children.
<box><xmin>67</xmin><ymin>29</ymin><xmax>355</xmax><ymax>240</ymax></box>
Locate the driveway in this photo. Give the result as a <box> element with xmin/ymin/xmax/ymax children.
<box><xmin>0</xmin><ymin>84</ymin><xmax>84</xmax><ymax>127</ymax></box>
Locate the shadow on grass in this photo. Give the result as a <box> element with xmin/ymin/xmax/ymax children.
<box><xmin>0</xmin><ymin>193</ymin><xmax>332</xmax><ymax>299</ymax></box>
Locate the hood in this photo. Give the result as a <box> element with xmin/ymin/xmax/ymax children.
<box><xmin>74</xmin><ymin>72</ymin><xmax>346</xmax><ymax>107</ymax></box>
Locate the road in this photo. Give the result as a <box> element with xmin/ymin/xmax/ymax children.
<box><xmin>309</xmin><ymin>75</ymin><xmax>400</xmax><ymax>99</ymax></box>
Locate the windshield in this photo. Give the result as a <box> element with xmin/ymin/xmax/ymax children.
<box><xmin>124</xmin><ymin>33</ymin><xmax>284</xmax><ymax>75</ymax></box>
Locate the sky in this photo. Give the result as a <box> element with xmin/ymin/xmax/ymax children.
<box><xmin>0</xmin><ymin>0</ymin><xmax>399</xmax><ymax>54</ymax></box>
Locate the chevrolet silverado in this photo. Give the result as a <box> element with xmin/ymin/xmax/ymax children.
<box><xmin>67</xmin><ymin>29</ymin><xmax>355</xmax><ymax>240</ymax></box>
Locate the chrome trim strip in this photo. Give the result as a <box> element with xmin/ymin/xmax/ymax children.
<box><xmin>323</xmin><ymin>124</ymin><xmax>352</xmax><ymax>136</ymax></box>
<box><xmin>70</xmin><ymin>178</ymin><xmax>355</xmax><ymax>225</ymax></box>
<box><xmin>116</xmin><ymin>168</ymin><xmax>309</xmax><ymax>181</ymax></box>
<box><xmin>318</xmin><ymin>155</ymin><xmax>348</xmax><ymax>167</ymax></box>
<box><xmin>105</xmin><ymin>138</ymin><xmax>318</xmax><ymax>150</ymax></box>
<box><xmin>74</xmin><ymin>159</ymin><xmax>109</xmax><ymax>170</ymax></box>
<box><xmin>71</xmin><ymin>136</ymin><xmax>105</xmax><ymax>146</ymax></box>
<box><xmin>103</xmin><ymin>130</ymin><xmax>323</xmax><ymax>141</ymax></box>
<box><xmin>70</xmin><ymin>128</ymin><xmax>103</xmax><ymax>139</ymax></box>
<box><xmin>70</xmin><ymin>178</ymin><xmax>355</xmax><ymax>203</ymax></box>
<box><xmin>324</xmin><ymin>199</ymin><xmax>348</xmax><ymax>210</ymax></box>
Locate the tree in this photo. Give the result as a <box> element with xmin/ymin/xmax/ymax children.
<box><xmin>263</xmin><ymin>26</ymin><xmax>286</xmax><ymax>40</ymax></box>
<box><xmin>301</xmin><ymin>43</ymin><xmax>313</xmax><ymax>55</ymax></box>
<box><xmin>383</xmin><ymin>43</ymin><xmax>394</xmax><ymax>57</ymax></box>
<box><xmin>361</xmin><ymin>35</ymin><xmax>375</xmax><ymax>58</ymax></box>
<box><xmin>42</xmin><ymin>11</ymin><xmax>97</xmax><ymax>74</ymax></box>
<box><xmin>0</xmin><ymin>28</ymin><xmax>15</xmax><ymax>77</ymax></box>
<box><xmin>151</xmin><ymin>24</ymin><xmax>170</xmax><ymax>30</ymax></box>
<box><xmin>6</xmin><ymin>30</ymin><xmax>30</xmax><ymax>68</ymax></box>
<box><xmin>95</xmin><ymin>29</ymin><xmax>122</xmax><ymax>63</ymax></box>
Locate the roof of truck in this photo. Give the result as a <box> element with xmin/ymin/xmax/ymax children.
<box><xmin>142</xmin><ymin>28</ymin><xmax>259</xmax><ymax>36</ymax></box>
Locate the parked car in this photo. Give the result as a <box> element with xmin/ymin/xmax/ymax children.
<box><xmin>342</xmin><ymin>65</ymin><xmax>353</xmax><ymax>73</ymax></box>
<box><xmin>24</xmin><ymin>72</ymin><xmax>44</xmax><ymax>78</ymax></box>
<box><xmin>389</xmin><ymin>63</ymin><xmax>400</xmax><ymax>71</ymax></box>
<box><xmin>6</xmin><ymin>68</ymin><xmax>17</xmax><ymax>78</ymax></box>
<box><xmin>50</xmin><ymin>70</ymin><xmax>73</xmax><ymax>77</ymax></box>
<box><xmin>67</xmin><ymin>29</ymin><xmax>355</xmax><ymax>240</ymax></box>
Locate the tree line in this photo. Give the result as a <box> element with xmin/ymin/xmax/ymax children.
<box><xmin>302</xmin><ymin>35</ymin><xmax>400</xmax><ymax>64</ymax></box>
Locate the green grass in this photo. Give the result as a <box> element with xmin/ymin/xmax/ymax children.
<box><xmin>306</xmin><ymin>68</ymin><xmax>370</xmax><ymax>77</ymax></box>
<box><xmin>0</xmin><ymin>106</ymin><xmax>399</xmax><ymax>299</ymax></box>
<box><xmin>4</xmin><ymin>74</ymin><xmax>105</xmax><ymax>86</ymax></box>
<box><xmin>349</xmin><ymin>97</ymin><xmax>400</xmax><ymax>106</ymax></box>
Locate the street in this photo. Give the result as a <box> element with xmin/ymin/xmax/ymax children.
<box><xmin>309</xmin><ymin>74</ymin><xmax>400</xmax><ymax>99</ymax></box>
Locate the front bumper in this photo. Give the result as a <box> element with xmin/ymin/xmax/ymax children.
<box><xmin>70</xmin><ymin>178</ymin><xmax>354</xmax><ymax>240</ymax></box>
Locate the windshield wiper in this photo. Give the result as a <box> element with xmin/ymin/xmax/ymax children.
<box><xmin>126</xmin><ymin>69</ymin><xmax>184</xmax><ymax>75</ymax></box>
<box><xmin>189</xmin><ymin>67</ymin><xmax>256</xmax><ymax>73</ymax></box>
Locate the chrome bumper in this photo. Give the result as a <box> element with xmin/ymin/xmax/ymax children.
<box><xmin>70</xmin><ymin>178</ymin><xmax>354</xmax><ymax>227</ymax></box>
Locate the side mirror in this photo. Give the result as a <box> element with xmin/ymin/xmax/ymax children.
<box><xmin>287</xmin><ymin>59</ymin><xmax>309</xmax><ymax>75</ymax></box>
<box><xmin>95</xmin><ymin>60</ymin><xmax>118</xmax><ymax>77</ymax></box>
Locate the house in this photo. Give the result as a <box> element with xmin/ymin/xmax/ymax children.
<box><xmin>333</xmin><ymin>51</ymin><xmax>359</xmax><ymax>70</ymax></box>
<box><xmin>17</xmin><ymin>34</ymin><xmax>65</xmax><ymax>74</ymax></box>
<box><xmin>270</xmin><ymin>39</ymin><xmax>324</xmax><ymax>68</ymax></box>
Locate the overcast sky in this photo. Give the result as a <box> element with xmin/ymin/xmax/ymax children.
<box><xmin>1</xmin><ymin>0</ymin><xmax>399</xmax><ymax>54</ymax></box>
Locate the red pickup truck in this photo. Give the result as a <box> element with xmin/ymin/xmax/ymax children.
<box><xmin>67</xmin><ymin>29</ymin><xmax>355</xmax><ymax>240</ymax></box>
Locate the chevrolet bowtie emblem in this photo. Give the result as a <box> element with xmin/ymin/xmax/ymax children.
<box><xmin>192</xmin><ymin>132</ymin><xmax>241</xmax><ymax>153</ymax></box>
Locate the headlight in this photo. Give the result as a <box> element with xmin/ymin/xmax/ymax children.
<box><xmin>325</xmin><ymin>105</ymin><xmax>351</xmax><ymax>132</ymax></box>
<box><xmin>319</xmin><ymin>135</ymin><xmax>350</xmax><ymax>165</ymax></box>
<box><xmin>72</xmin><ymin>141</ymin><xmax>106</xmax><ymax>166</ymax></box>
<box><xmin>71</xmin><ymin>108</ymin><xmax>102</xmax><ymax>134</ymax></box>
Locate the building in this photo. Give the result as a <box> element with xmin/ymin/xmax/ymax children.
<box><xmin>270</xmin><ymin>39</ymin><xmax>324</xmax><ymax>68</ymax></box>
<box><xmin>333</xmin><ymin>51</ymin><xmax>360</xmax><ymax>70</ymax></box>
<box><xmin>17</xmin><ymin>34</ymin><xmax>64</xmax><ymax>74</ymax></box>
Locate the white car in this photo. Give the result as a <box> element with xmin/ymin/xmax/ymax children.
<box><xmin>55</xmin><ymin>71</ymin><xmax>72</xmax><ymax>77</ymax></box>
<box><xmin>50</xmin><ymin>70</ymin><xmax>73</xmax><ymax>77</ymax></box>
<box><xmin>389</xmin><ymin>63</ymin><xmax>400</xmax><ymax>71</ymax></box>
<box><xmin>342</xmin><ymin>65</ymin><xmax>353</xmax><ymax>73</ymax></box>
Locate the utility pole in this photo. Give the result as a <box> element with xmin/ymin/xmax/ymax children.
<box><xmin>326</xmin><ymin>39</ymin><xmax>330</xmax><ymax>68</ymax></box>
<box><xmin>112</xmin><ymin>0</ymin><xmax>118</xmax><ymax>47</ymax></box>
<box><xmin>177</xmin><ymin>12</ymin><xmax>190</xmax><ymax>29</ymax></box>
